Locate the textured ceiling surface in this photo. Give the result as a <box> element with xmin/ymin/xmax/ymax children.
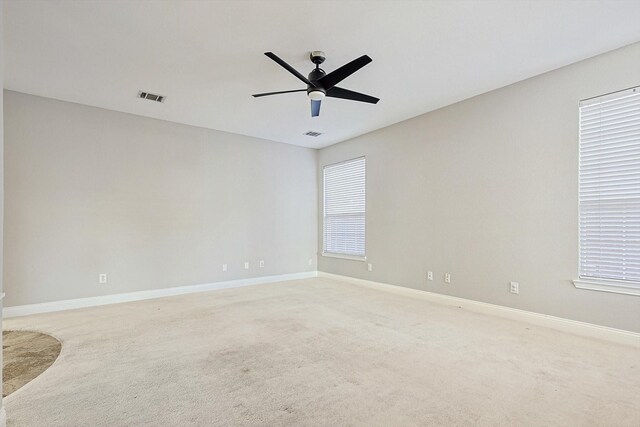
<box><xmin>5</xmin><ymin>0</ymin><xmax>640</xmax><ymax>148</ymax></box>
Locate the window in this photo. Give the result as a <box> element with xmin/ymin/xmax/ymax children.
<box><xmin>576</xmin><ymin>86</ymin><xmax>640</xmax><ymax>296</ymax></box>
<box><xmin>323</xmin><ymin>157</ymin><xmax>366</xmax><ymax>260</ymax></box>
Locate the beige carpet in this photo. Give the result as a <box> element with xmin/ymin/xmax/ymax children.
<box><xmin>3</xmin><ymin>330</ymin><xmax>61</xmax><ymax>397</ymax></box>
<box><xmin>4</xmin><ymin>277</ymin><xmax>639</xmax><ymax>426</ymax></box>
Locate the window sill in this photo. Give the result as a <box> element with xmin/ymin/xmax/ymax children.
<box><xmin>321</xmin><ymin>252</ymin><xmax>367</xmax><ymax>262</ymax></box>
<box><xmin>573</xmin><ymin>278</ymin><xmax>640</xmax><ymax>296</ymax></box>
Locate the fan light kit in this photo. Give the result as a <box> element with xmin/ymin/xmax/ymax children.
<box><xmin>253</xmin><ymin>51</ymin><xmax>379</xmax><ymax>117</ymax></box>
<box><xmin>308</xmin><ymin>91</ymin><xmax>325</xmax><ymax>101</ymax></box>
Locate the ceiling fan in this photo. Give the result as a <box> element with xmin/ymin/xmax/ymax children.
<box><xmin>252</xmin><ymin>51</ymin><xmax>379</xmax><ymax>117</ymax></box>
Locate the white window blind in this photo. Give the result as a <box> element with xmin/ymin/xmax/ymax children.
<box><xmin>579</xmin><ymin>86</ymin><xmax>640</xmax><ymax>288</ymax></box>
<box><xmin>323</xmin><ymin>157</ymin><xmax>366</xmax><ymax>258</ymax></box>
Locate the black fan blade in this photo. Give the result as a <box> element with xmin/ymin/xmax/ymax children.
<box><xmin>311</xmin><ymin>99</ymin><xmax>321</xmax><ymax>117</ymax></box>
<box><xmin>264</xmin><ymin>52</ymin><xmax>316</xmax><ymax>87</ymax></box>
<box><xmin>252</xmin><ymin>89</ymin><xmax>306</xmax><ymax>98</ymax></box>
<box><xmin>326</xmin><ymin>86</ymin><xmax>379</xmax><ymax>104</ymax></box>
<box><xmin>318</xmin><ymin>55</ymin><xmax>372</xmax><ymax>90</ymax></box>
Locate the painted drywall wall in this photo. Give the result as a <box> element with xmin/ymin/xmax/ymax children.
<box><xmin>4</xmin><ymin>91</ymin><xmax>317</xmax><ymax>307</ymax></box>
<box><xmin>0</xmin><ymin>1</ymin><xmax>6</xmax><ymax>425</ymax></box>
<box><xmin>318</xmin><ymin>42</ymin><xmax>640</xmax><ymax>332</ymax></box>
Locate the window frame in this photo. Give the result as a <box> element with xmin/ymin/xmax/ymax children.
<box><xmin>322</xmin><ymin>156</ymin><xmax>367</xmax><ymax>262</ymax></box>
<box><xmin>573</xmin><ymin>86</ymin><xmax>640</xmax><ymax>296</ymax></box>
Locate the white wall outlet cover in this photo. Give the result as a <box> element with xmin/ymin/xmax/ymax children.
<box><xmin>427</xmin><ymin>271</ymin><xmax>433</xmax><ymax>280</ymax></box>
<box><xmin>259</xmin><ymin>260</ymin><xmax>265</xmax><ymax>268</ymax></box>
<box><xmin>308</xmin><ymin>259</ymin><xmax>313</xmax><ymax>266</ymax></box>
<box><xmin>99</xmin><ymin>273</ymin><xmax>107</xmax><ymax>284</ymax></box>
<box><xmin>367</xmin><ymin>263</ymin><xmax>373</xmax><ymax>272</ymax></box>
<box><xmin>445</xmin><ymin>273</ymin><xmax>451</xmax><ymax>283</ymax></box>
<box><xmin>510</xmin><ymin>281</ymin><xmax>519</xmax><ymax>294</ymax></box>
<box><xmin>244</xmin><ymin>262</ymin><xmax>249</xmax><ymax>270</ymax></box>
<box><xmin>222</xmin><ymin>264</ymin><xmax>227</xmax><ymax>272</ymax></box>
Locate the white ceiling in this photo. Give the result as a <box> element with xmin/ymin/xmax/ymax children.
<box><xmin>5</xmin><ymin>0</ymin><xmax>640</xmax><ymax>149</ymax></box>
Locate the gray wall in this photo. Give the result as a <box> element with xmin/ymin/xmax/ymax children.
<box><xmin>4</xmin><ymin>91</ymin><xmax>317</xmax><ymax>307</ymax></box>
<box><xmin>318</xmin><ymin>42</ymin><xmax>640</xmax><ymax>332</ymax></box>
<box><xmin>1</xmin><ymin>1</ymin><xmax>5</xmax><ymax>425</ymax></box>
<box><xmin>5</xmin><ymin>43</ymin><xmax>640</xmax><ymax>333</ymax></box>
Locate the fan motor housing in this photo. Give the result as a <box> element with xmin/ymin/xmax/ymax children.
<box><xmin>308</xmin><ymin>68</ymin><xmax>326</xmax><ymax>82</ymax></box>
<box><xmin>307</xmin><ymin>68</ymin><xmax>326</xmax><ymax>97</ymax></box>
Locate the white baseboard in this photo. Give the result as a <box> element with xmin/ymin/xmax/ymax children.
<box><xmin>318</xmin><ymin>272</ymin><xmax>640</xmax><ymax>349</ymax></box>
<box><xmin>3</xmin><ymin>271</ymin><xmax>318</xmax><ymax>318</ymax></box>
<box><xmin>5</xmin><ymin>270</ymin><xmax>638</xmax><ymax>348</ymax></box>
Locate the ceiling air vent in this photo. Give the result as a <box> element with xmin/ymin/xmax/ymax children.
<box><xmin>137</xmin><ymin>90</ymin><xmax>166</xmax><ymax>103</ymax></box>
<box><xmin>304</xmin><ymin>131</ymin><xmax>322</xmax><ymax>137</ymax></box>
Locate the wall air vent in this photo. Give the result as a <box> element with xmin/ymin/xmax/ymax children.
<box><xmin>304</xmin><ymin>131</ymin><xmax>322</xmax><ymax>137</ymax></box>
<box><xmin>137</xmin><ymin>91</ymin><xmax>166</xmax><ymax>103</ymax></box>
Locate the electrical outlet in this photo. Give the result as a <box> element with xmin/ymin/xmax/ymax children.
<box><xmin>99</xmin><ymin>273</ymin><xmax>107</xmax><ymax>284</ymax></box>
<box><xmin>444</xmin><ymin>273</ymin><xmax>451</xmax><ymax>283</ymax></box>
<box><xmin>222</xmin><ymin>264</ymin><xmax>227</xmax><ymax>272</ymax></box>
<box><xmin>367</xmin><ymin>263</ymin><xmax>373</xmax><ymax>272</ymax></box>
<box><xmin>427</xmin><ymin>271</ymin><xmax>433</xmax><ymax>281</ymax></box>
<box><xmin>308</xmin><ymin>259</ymin><xmax>313</xmax><ymax>266</ymax></box>
<box><xmin>244</xmin><ymin>262</ymin><xmax>249</xmax><ymax>270</ymax></box>
<box><xmin>259</xmin><ymin>260</ymin><xmax>265</xmax><ymax>268</ymax></box>
<box><xmin>510</xmin><ymin>281</ymin><xmax>519</xmax><ymax>294</ymax></box>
